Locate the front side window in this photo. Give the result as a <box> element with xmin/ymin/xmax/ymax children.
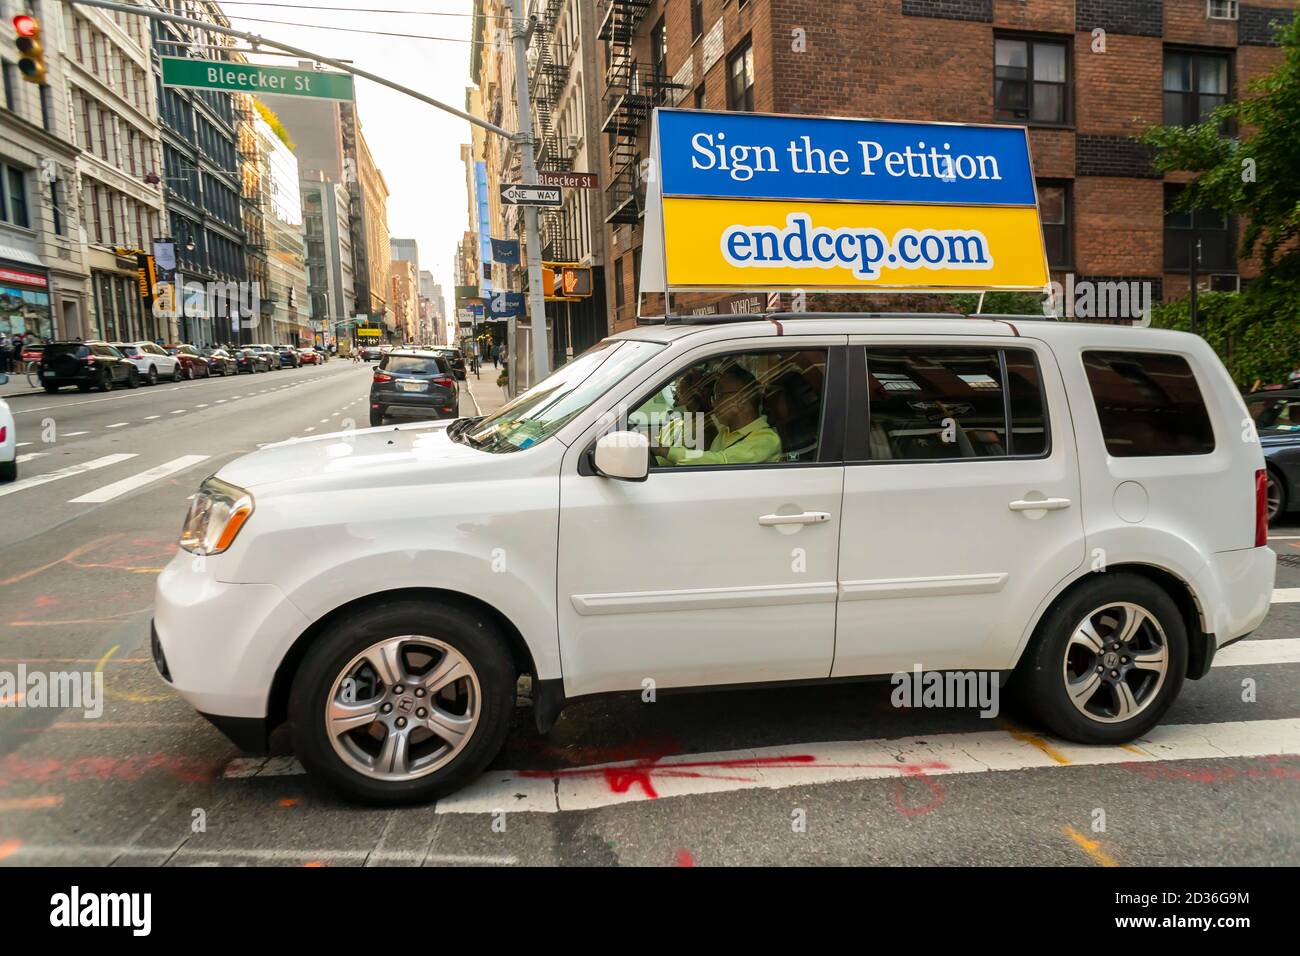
<box><xmin>863</xmin><ymin>347</ymin><xmax>1050</xmax><ymax>461</ymax></box>
<box><xmin>630</xmin><ymin>349</ymin><xmax>828</xmax><ymax>467</ymax></box>
<box><xmin>464</xmin><ymin>340</ymin><xmax>664</xmax><ymax>453</ymax></box>
<box><xmin>995</xmin><ymin>36</ymin><xmax>1069</xmax><ymax>125</ymax></box>
<box><xmin>1083</xmin><ymin>351</ymin><xmax>1215</xmax><ymax>456</ymax></box>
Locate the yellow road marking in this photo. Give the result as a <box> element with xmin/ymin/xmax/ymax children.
<box><xmin>997</xmin><ymin>719</ymin><xmax>1071</xmax><ymax>765</ymax></box>
<box><xmin>1063</xmin><ymin>826</ymin><xmax>1119</xmax><ymax>867</ymax></box>
<box><xmin>96</xmin><ymin>644</ymin><xmax>173</xmax><ymax>704</ymax></box>
<box><xmin>0</xmin><ymin>796</ymin><xmax>63</xmax><ymax>811</ymax></box>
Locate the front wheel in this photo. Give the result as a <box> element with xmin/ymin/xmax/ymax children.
<box><xmin>1014</xmin><ymin>574</ymin><xmax>1186</xmax><ymax>745</ymax></box>
<box><xmin>288</xmin><ymin>600</ymin><xmax>515</xmax><ymax>804</ymax></box>
<box><xmin>172</xmin><ymin>365</ymin><xmax>183</xmax><ymax>382</ymax></box>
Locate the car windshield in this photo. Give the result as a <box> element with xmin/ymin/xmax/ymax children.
<box><xmin>462</xmin><ymin>340</ymin><xmax>664</xmax><ymax>453</ymax></box>
<box><xmin>1249</xmin><ymin>396</ymin><xmax>1300</xmax><ymax>429</ymax></box>
<box><xmin>383</xmin><ymin>355</ymin><xmax>446</xmax><ymax>375</ymax></box>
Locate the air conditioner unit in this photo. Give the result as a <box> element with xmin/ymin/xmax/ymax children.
<box><xmin>1207</xmin><ymin>0</ymin><xmax>1239</xmax><ymax>20</ymax></box>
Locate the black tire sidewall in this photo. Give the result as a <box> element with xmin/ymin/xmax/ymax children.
<box><xmin>1017</xmin><ymin>573</ymin><xmax>1187</xmax><ymax>744</ymax></box>
<box><xmin>288</xmin><ymin>599</ymin><xmax>515</xmax><ymax>805</ymax></box>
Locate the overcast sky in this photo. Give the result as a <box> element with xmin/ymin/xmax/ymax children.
<box><xmin>224</xmin><ymin>0</ymin><xmax>480</xmax><ymax>316</ymax></box>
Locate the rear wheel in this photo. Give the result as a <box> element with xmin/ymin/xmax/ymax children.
<box><xmin>1015</xmin><ymin>574</ymin><xmax>1186</xmax><ymax>745</ymax></box>
<box><xmin>98</xmin><ymin>368</ymin><xmax>114</xmax><ymax>392</ymax></box>
<box><xmin>370</xmin><ymin>408</ymin><xmax>384</xmax><ymax>427</ymax></box>
<box><xmin>185</xmin><ymin>364</ymin><xmax>195</xmax><ymax>380</ymax></box>
<box><xmin>0</xmin><ymin>458</ymin><xmax>14</xmax><ymax>482</ymax></box>
<box><xmin>43</xmin><ymin>384</ymin><xmax>58</xmax><ymax>394</ymax></box>
<box><xmin>288</xmin><ymin>600</ymin><xmax>515</xmax><ymax>804</ymax></box>
<box><xmin>127</xmin><ymin>368</ymin><xmax>140</xmax><ymax>389</ymax></box>
<box><xmin>1266</xmin><ymin>467</ymin><xmax>1287</xmax><ymax>525</ymax></box>
<box><xmin>146</xmin><ymin>366</ymin><xmax>158</xmax><ymax>386</ymax></box>
<box><xmin>172</xmin><ymin>364</ymin><xmax>183</xmax><ymax>382</ymax></box>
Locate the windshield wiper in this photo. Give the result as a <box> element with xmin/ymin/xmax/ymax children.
<box><xmin>446</xmin><ymin>416</ymin><xmax>483</xmax><ymax>444</ymax></box>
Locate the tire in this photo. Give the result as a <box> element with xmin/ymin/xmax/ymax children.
<box><xmin>1266</xmin><ymin>467</ymin><xmax>1287</xmax><ymax>525</ymax></box>
<box><xmin>288</xmin><ymin>599</ymin><xmax>515</xmax><ymax>805</ymax></box>
<box><xmin>1014</xmin><ymin>573</ymin><xmax>1187</xmax><ymax>745</ymax></box>
<box><xmin>127</xmin><ymin>368</ymin><xmax>140</xmax><ymax>389</ymax></box>
<box><xmin>185</xmin><ymin>364</ymin><xmax>194</xmax><ymax>381</ymax></box>
<box><xmin>146</xmin><ymin>366</ymin><xmax>158</xmax><ymax>386</ymax></box>
<box><xmin>77</xmin><ymin>383</ymin><xmax>90</xmax><ymax>393</ymax></box>
<box><xmin>99</xmin><ymin>369</ymin><xmax>114</xmax><ymax>392</ymax></box>
<box><xmin>43</xmin><ymin>384</ymin><xmax>58</xmax><ymax>394</ymax></box>
<box><xmin>370</xmin><ymin>409</ymin><xmax>384</xmax><ymax>427</ymax></box>
<box><xmin>0</xmin><ymin>458</ymin><xmax>15</xmax><ymax>483</ymax></box>
<box><xmin>172</xmin><ymin>365</ymin><xmax>183</xmax><ymax>382</ymax></box>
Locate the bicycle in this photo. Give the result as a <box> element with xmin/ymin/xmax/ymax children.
<box><xmin>25</xmin><ymin>360</ymin><xmax>41</xmax><ymax>389</ymax></box>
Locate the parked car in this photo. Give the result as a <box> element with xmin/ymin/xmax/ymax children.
<box><xmin>39</xmin><ymin>341</ymin><xmax>138</xmax><ymax>392</ymax></box>
<box><xmin>154</xmin><ymin>315</ymin><xmax>1276</xmax><ymax>804</ymax></box>
<box><xmin>201</xmin><ymin>347</ymin><xmax>239</xmax><ymax>377</ymax></box>
<box><xmin>165</xmin><ymin>344</ymin><xmax>212</xmax><ymax>380</ymax></box>
<box><xmin>297</xmin><ymin>347</ymin><xmax>321</xmax><ymax>366</ymax></box>
<box><xmin>360</xmin><ymin>345</ymin><xmax>382</xmax><ymax>362</ymax></box>
<box><xmin>18</xmin><ymin>343</ymin><xmax>42</xmax><ymax>367</ymax></box>
<box><xmin>0</xmin><ymin>373</ymin><xmax>14</xmax><ymax>482</ymax></box>
<box><xmin>234</xmin><ymin>348</ymin><xmax>270</xmax><ymax>374</ymax></box>
<box><xmin>369</xmin><ymin>349</ymin><xmax>459</xmax><ymax>426</ymax></box>
<box><xmin>277</xmin><ymin>346</ymin><xmax>301</xmax><ymax>368</ymax></box>
<box><xmin>435</xmin><ymin>347</ymin><xmax>467</xmax><ymax>380</ymax></box>
<box><xmin>114</xmin><ymin>341</ymin><xmax>182</xmax><ymax>385</ymax></box>
<box><xmin>1245</xmin><ymin>388</ymin><xmax>1300</xmax><ymax>523</ymax></box>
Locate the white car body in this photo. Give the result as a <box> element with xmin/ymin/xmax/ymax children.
<box><xmin>117</xmin><ymin>341</ymin><xmax>180</xmax><ymax>381</ymax></box>
<box><xmin>154</xmin><ymin>315</ymin><xmax>1276</xmax><ymax>793</ymax></box>
<box><xmin>0</xmin><ymin>389</ymin><xmax>15</xmax><ymax>480</ymax></box>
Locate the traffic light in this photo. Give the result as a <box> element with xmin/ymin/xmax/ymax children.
<box><xmin>561</xmin><ymin>266</ymin><xmax>592</xmax><ymax>297</ymax></box>
<box><xmin>12</xmin><ymin>14</ymin><xmax>45</xmax><ymax>85</ymax></box>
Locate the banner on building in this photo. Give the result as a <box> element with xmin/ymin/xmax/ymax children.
<box><xmin>490</xmin><ymin>238</ymin><xmax>520</xmax><ymax>265</ymax></box>
<box><xmin>639</xmin><ymin>109</ymin><xmax>1049</xmax><ymax>297</ymax></box>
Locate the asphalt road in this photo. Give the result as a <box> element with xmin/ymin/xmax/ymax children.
<box><xmin>0</xmin><ymin>364</ymin><xmax>1295</xmax><ymax>867</ymax></box>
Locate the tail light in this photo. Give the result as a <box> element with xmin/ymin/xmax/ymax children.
<box><xmin>0</xmin><ymin>426</ymin><xmax>6</xmax><ymax>443</ymax></box>
<box><xmin>373</xmin><ymin>371</ymin><xmax>393</xmax><ymax>383</ymax></box>
<box><xmin>432</xmin><ymin>375</ymin><xmax>455</xmax><ymax>388</ymax></box>
<box><xmin>1255</xmin><ymin>469</ymin><xmax>1269</xmax><ymax>547</ymax></box>
<box><xmin>85</xmin><ymin>355</ymin><xmax>96</xmax><ymax>363</ymax></box>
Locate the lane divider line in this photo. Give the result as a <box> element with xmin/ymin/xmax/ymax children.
<box><xmin>68</xmin><ymin>454</ymin><xmax>210</xmax><ymax>504</ymax></box>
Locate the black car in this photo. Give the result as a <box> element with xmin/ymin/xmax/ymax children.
<box><xmin>257</xmin><ymin>348</ymin><xmax>283</xmax><ymax>370</ymax></box>
<box><xmin>360</xmin><ymin>345</ymin><xmax>382</xmax><ymax>362</ymax></box>
<box><xmin>435</xmin><ymin>348</ymin><xmax>467</xmax><ymax>380</ymax></box>
<box><xmin>234</xmin><ymin>348</ymin><xmax>271</xmax><ymax>374</ymax></box>
<box><xmin>1247</xmin><ymin>389</ymin><xmax>1300</xmax><ymax>523</ymax></box>
<box><xmin>277</xmin><ymin>346</ymin><xmax>301</xmax><ymax>368</ymax></box>
<box><xmin>38</xmin><ymin>341</ymin><xmax>139</xmax><ymax>392</ymax></box>
<box><xmin>201</xmin><ymin>347</ymin><xmax>238</xmax><ymax>376</ymax></box>
<box><xmin>369</xmin><ymin>350</ymin><xmax>459</xmax><ymax>426</ymax></box>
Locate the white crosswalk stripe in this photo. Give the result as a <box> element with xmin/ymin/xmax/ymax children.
<box><xmin>15</xmin><ymin>452</ymin><xmax>45</xmax><ymax>464</ymax></box>
<box><xmin>67</xmin><ymin>454</ymin><xmax>210</xmax><ymax>504</ymax></box>
<box><xmin>0</xmin><ymin>454</ymin><xmax>138</xmax><ymax>498</ymax></box>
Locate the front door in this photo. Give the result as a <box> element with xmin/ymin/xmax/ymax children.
<box><xmin>557</xmin><ymin>339</ymin><xmax>846</xmax><ymax>698</ymax></box>
<box><xmin>832</xmin><ymin>336</ymin><xmax>1085</xmax><ymax>677</ymax></box>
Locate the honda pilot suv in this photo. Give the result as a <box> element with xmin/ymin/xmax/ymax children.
<box><xmin>153</xmin><ymin>314</ymin><xmax>1276</xmax><ymax>804</ymax></box>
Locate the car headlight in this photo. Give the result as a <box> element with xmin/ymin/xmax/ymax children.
<box><xmin>179</xmin><ymin>477</ymin><xmax>254</xmax><ymax>555</ymax></box>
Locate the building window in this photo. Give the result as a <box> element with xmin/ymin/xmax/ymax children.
<box><xmin>995</xmin><ymin>36</ymin><xmax>1069</xmax><ymax>125</ymax></box>
<box><xmin>651</xmin><ymin>17</ymin><xmax>667</xmax><ymax>81</ymax></box>
<box><xmin>726</xmin><ymin>39</ymin><xmax>755</xmax><ymax>112</ymax></box>
<box><xmin>1</xmin><ymin>166</ymin><xmax>30</xmax><ymax>229</ymax></box>
<box><xmin>694</xmin><ymin>84</ymin><xmax>705</xmax><ymax>109</ymax></box>
<box><xmin>3</xmin><ymin>63</ymin><xmax>14</xmax><ymax>113</ymax></box>
<box><xmin>614</xmin><ymin>255</ymin><xmax>625</xmax><ymax>309</ymax></box>
<box><xmin>1164</xmin><ymin>185</ymin><xmax>1234</xmax><ymax>273</ymax></box>
<box><xmin>1163</xmin><ymin>50</ymin><xmax>1230</xmax><ymax>127</ymax></box>
<box><xmin>50</xmin><ymin>180</ymin><xmax>63</xmax><ymax>236</ymax></box>
<box><xmin>691</xmin><ymin>0</ymin><xmax>703</xmax><ymax>42</ymax></box>
<box><xmin>1038</xmin><ymin>181</ymin><xmax>1071</xmax><ymax>269</ymax></box>
<box><xmin>1207</xmin><ymin>1</ymin><xmax>1238</xmax><ymax>20</ymax></box>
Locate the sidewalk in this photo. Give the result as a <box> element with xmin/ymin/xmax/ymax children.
<box><xmin>0</xmin><ymin>369</ymin><xmax>44</xmax><ymax>400</ymax></box>
<box><xmin>462</xmin><ymin>367</ymin><xmax>508</xmax><ymax>417</ymax></box>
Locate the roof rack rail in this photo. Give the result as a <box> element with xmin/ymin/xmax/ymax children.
<box><xmin>635</xmin><ymin>311</ymin><xmax>1057</xmax><ymax>327</ymax></box>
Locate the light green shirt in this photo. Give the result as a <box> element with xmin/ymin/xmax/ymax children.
<box><xmin>665</xmin><ymin>415</ymin><xmax>782</xmax><ymax>466</ymax></box>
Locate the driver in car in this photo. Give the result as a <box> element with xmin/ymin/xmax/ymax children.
<box><xmin>653</xmin><ymin>364</ymin><xmax>782</xmax><ymax>466</ymax></box>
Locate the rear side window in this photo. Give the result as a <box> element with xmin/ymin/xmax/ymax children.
<box><xmin>1082</xmin><ymin>351</ymin><xmax>1215</xmax><ymax>456</ymax></box>
<box><xmin>863</xmin><ymin>347</ymin><xmax>1050</xmax><ymax>461</ymax></box>
<box><xmin>45</xmin><ymin>344</ymin><xmax>90</xmax><ymax>360</ymax></box>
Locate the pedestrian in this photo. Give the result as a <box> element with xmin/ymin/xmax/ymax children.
<box><xmin>492</xmin><ymin>344</ymin><xmax>499</xmax><ymax>368</ymax></box>
<box><xmin>10</xmin><ymin>332</ymin><xmax>22</xmax><ymax>371</ymax></box>
<box><xmin>0</xmin><ymin>333</ymin><xmax>9</xmax><ymax>374</ymax></box>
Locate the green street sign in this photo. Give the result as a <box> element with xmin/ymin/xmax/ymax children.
<box><xmin>160</xmin><ymin>57</ymin><xmax>354</xmax><ymax>100</ymax></box>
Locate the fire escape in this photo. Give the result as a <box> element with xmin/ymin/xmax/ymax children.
<box><xmin>529</xmin><ymin>0</ymin><xmax>579</xmax><ymax>264</ymax></box>
<box><xmin>598</xmin><ymin>0</ymin><xmax>678</xmax><ymax>225</ymax></box>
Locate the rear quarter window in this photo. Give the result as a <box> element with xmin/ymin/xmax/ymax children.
<box><xmin>1082</xmin><ymin>350</ymin><xmax>1215</xmax><ymax>457</ymax></box>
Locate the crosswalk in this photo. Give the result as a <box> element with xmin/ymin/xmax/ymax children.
<box><xmin>0</xmin><ymin>452</ymin><xmax>210</xmax><ymax>504</ymax></box>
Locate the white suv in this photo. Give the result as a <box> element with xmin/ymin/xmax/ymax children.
<box><xmin>153</xmin><ymin>314</ymin><xmax>1276</xmax><ymax>803</ymax></box>
<box><xmin>115</xmin><ymin>341</ymin><xmax>182</xmax><ymax>385</ymax></box>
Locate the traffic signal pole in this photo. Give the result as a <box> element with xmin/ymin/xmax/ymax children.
<box><xmin>70</xmin><ymin>0</ymin><xmax>556</xmax><ymax>387</ymax></box>
<box><xmin>508</xmin><ymin>0</ymin><xmax>551</xmax><ymax>387</ymax></box>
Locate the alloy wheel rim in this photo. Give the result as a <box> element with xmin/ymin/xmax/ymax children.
<box><xmin>1266</xmin><ymin>472</ymin><xmax>1281</xmax><ymax>521</ymax></box>
<box><xmin>1063</xmin><ymin>601</ymin><xmax>1168</xmax><ymax>724</ymax></box>
<box><xmin>324</xmin><ymin>635</ymin><xmax>480</xmax><ymax>782</ymax></box>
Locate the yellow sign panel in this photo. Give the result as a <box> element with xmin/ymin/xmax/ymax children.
<box><xmin>356</xmin><ymin>327</ymin><xmax>381</xmax><ymax>338</ymax></box>
<box><xmin>662</xmin><ymin>198</ymin><xmax>1048</xmax><ymax>291</ymax></box>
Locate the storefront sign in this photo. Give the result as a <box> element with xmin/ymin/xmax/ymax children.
<box><xmin>640</xmin><ymin>110</ymin><xmax>1049</xmax><ymax>295</ymax></box>
<box><xmin>0</xmin><ymin>267</ymin><xmax>47</xmax><ymax>288</ymax></box>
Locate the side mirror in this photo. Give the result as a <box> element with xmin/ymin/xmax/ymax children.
<box><xmin>593</xmin><ymin>431</ymin><xmax>649</xmax><ymax>482</ymax></box>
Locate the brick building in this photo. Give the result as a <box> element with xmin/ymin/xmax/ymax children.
<box><xmin>598</xmin><ymin>0</ymin><xmax>1295</xmax><ymax>327</ymax></box>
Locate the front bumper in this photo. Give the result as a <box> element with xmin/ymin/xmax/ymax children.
<box><xmin>153</xmin><ymin>551</ymin><xmax>312</xmax><ymax>724</ymax></box>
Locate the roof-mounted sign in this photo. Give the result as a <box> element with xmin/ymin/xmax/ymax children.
<box><xmin>639</xmin><ymin>109</ymin><xmax>1049</xmax><ymax>297</ymax></box>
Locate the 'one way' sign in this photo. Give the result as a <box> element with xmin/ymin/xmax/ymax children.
<box><xmin>499</xmin><ymin>183</ymin><xmax>563</xmax><ymax>207</ymax></box>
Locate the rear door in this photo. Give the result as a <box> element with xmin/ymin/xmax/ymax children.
<box><xmin>832</xmin><ymin>336</ymin><xmax>1085</xmax><ymax>677</ymax></box>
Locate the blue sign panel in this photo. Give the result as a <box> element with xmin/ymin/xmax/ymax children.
<box><xmin>487</xmin><ymin>291</ymin><xmax>525</xmax><ymax>319</ymax></box>
<box><xmin>657</xmin><ymin>110</ymin><xmax>1037</xmax><ymax>206</ymax></box>
<box><xmin>491</xmin><ymin>238</ymin><xmax>520</xmax><ymax>265</ymax></box>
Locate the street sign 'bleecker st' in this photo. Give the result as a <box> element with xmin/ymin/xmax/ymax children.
<box><xmin>499</xmin><ymin>183</ymin><xmax>563</xmax><ymax>207</ymax></box>
<box><xmin>639</xmin><ymin>109</ymin><xmax>1049</xmax><ymax>294</ymax></box>
<box><xmin>161</xmin><ymin>57</ymin><xmax>354</xmax><ymax>101</ymax></box>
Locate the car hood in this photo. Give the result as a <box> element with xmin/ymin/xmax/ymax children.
<box><xmin>216</xmin><ymin>420</ymin><xmax>485</xmax><ymax>492</ymax></box>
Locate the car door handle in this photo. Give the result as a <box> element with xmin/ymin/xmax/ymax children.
<box><xmin>1008</xmin><ymin>497</ymin><xmax>1072</xmax><ymax>512</ymax></box>
<box><xmin>758</xmin><ymin>512</ymin><xmax>831</xmax><ymax>526</ymax></box>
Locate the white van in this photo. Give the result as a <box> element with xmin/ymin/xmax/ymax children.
<box><xmin>153</xmin><ymin>314</ymin><xmax>1275</xmax><ymax>803</ymax></box>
